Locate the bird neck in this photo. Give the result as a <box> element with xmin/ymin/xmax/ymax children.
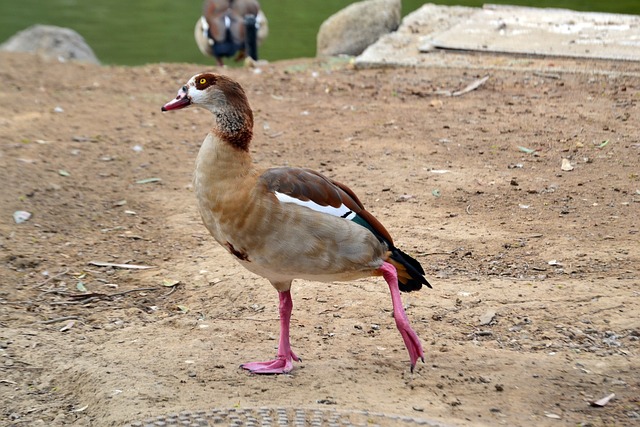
<box><xmin>194</xmin><ymin>132</ymin><xmax>255</xmax><ymax>236</ymax></box>
<box><xmin>205</xmin><ymin>90</ymin><xmax>254</xmax><ymax>152</ymax></box>
<box><xmin>212</xmin><ymin>110</ymin><xmax>253</xmax><ymax>151</ymax></box>
<box><xmin>196</xmin><ymin>132</ymin><xmax>254</xmax><ymax>185</ymax></box>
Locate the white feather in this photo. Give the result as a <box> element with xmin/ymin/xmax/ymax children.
<box><xmin>275</xmin><ymin>192</ymin><xmax>356</xmax><ymax>220</ymax></box>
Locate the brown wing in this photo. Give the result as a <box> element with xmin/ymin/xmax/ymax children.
<box><xmin>259</xmin><ymin>167</ymin><xmax>394</xmax><ymax>245</ymax></box>
<box><xmin>330</xmin><ymin>178</ymin><xmax>394</xmax><ymax>245</ymax></box>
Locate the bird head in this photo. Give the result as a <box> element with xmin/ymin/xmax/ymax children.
<box><xmin>161</xmin><ymin>72</ymin><xmax>254</xmax><ymax>150</ymax></box>
<box><xmin>162</xmin><ymin>73</ymin><xmax>249</xmax><ymax>113</ymax></box>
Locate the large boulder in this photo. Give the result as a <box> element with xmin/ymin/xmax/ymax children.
<box><xmin>0</xmin><ymin>25</ymin><xmax>100</xmax><ymax>64</ymax></box>
<box><xmin>317</xmin><ymin>0</ymin><xmax>401</xmax><ymax>57</ymax></box>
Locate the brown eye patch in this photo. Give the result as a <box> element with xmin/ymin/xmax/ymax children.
<box><xmin>195</xmin><ymin>73</ymin><xmax>217</xmax><ymax>90</ymax></box>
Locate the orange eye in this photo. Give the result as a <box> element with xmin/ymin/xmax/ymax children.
<box><xmin>199</xmin><ymin>78</ymin><xmax>207</xmax><ymax>84</ymax></box>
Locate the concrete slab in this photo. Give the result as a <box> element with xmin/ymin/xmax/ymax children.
<box><xmin>355</xmin><ymin>3</ymin><xmax>640</xmax><ymax>76</ymax></box>
<box><xmin>430</xmin><ymin>4</ymin><xmax>640</xmax><ymax>61</ymax></box>
<box><xmin>356</xmin><ymin>3</ymin><xmax>476</xmax><ymax>68</ymax></box>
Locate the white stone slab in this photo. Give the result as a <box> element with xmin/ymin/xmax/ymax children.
<box><xmin>429</xmin><ymin>4</ymin><xmax>640</xmax><ymax>61</ymax></box>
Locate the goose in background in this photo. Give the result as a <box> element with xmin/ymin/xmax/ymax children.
<box><xmin>194</xmin><ymin>0</ymin><xmax>268</xmax><ymax>66</ymax></box>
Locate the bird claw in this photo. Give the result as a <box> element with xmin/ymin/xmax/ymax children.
<box><xmin>410</xmin><ymin>357</ymin><xmax>426</xmax><ymax>373</ymax></box>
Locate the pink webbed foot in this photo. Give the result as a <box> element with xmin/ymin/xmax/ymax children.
<box><xmin>240</xmin><ymin>351</ymin><xmax>300</xmax><ymax>374</ymax></box>
<box><xmin>241</xmin><ymin>289</ymin><xmax>300</xmax><ymax>374</ymax></box>
<box><xmin>394</xmin><ymin>313</ymin><xmax>425</xmax><ymax>372</ymax></box>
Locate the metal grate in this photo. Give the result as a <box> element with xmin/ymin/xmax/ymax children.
<box><xmin>125</xmin><ymin>407</ymin><xmax>452</xmax><ymax>427</ymax></box>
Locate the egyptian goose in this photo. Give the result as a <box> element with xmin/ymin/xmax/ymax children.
<box><xmin>161</xmin><ymin>73</ymin><xmax>432</xmax><ymax>374</ymax></box>
<box><xmin>194</xmin><ymin>0</ymin><xmax>268</xmax><ymax>66</ymax></box>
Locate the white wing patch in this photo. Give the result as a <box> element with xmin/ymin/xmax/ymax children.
<box><xmin>275</xmin><ymin>192</ymin><xmax>356</xmax><ymax>220</ymax></box>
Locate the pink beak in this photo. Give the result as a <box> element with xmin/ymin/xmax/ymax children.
<box><xmin>161</xmin><ymin>88</ymin><xmax>191</xmax><ymax>111</ymax></box>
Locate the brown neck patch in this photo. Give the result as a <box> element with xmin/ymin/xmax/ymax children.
<box><xmin>213</xmin><ymin>76</ymin><xmax>254</xmax><ymax>152</ymax></box>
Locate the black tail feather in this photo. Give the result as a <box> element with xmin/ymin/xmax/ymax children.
<box><xmin>390</xmin><ymin>247</ymin><xmax>432</xmax><ymax>292</ymax></box>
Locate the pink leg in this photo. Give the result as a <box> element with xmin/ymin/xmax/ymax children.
<box><xmin>379</xmin><ymin>262</ymin><xmax>425</xmax><ymax>372</ymax></box>
<box><xmin>240</xmin><ymin>290</ymin><xmax>300</xmax><ymax>374</ymax></box>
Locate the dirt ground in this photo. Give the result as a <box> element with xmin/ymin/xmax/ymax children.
<box><xmin>0</xmin><ymin>51</ymin><xmax>638</xmax><ymax>427</ymax></box>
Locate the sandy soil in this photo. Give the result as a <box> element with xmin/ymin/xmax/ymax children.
<box><xmin>0</xmin><ymin>51</ymin><xmax>638</xmax><ymax>427</ymax></box>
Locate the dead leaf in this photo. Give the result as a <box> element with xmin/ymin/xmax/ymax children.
<box><xmin>60</xmin><ymin>320</ymin><xmax>76</xmax><ymax>332</ymax></box>
<box><xmin>162</xmin><ymin>279</ymin><xmax>180</xmax><ymax>287</ymax></box>
<box><xmin>13</xmin><ymin>211</ymin><xmax>32</xmax><ymax>224</ymax></box>
<box><xmin>590</xmin><ymin>393</ymin><xmax>615</xmax><ymax>407</ymax></box>
<box><xmin>518</xmin><ymin>146</ymin><xmax>536</xmax><ymax>154</ymax></box>
<box><xmin>452</xmin><ymin>75</ymin><xmax>489</xmax><ymax>97</ymax></box>
<box><xmin>561</xmin><ymin>158</ymin><xmax>574</xmax><ymax>171</ymax></box>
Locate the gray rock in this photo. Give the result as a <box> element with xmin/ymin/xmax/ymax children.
<box><xmin>317</xmin><ymin>0</ymin><xmax>401</xmax><ymax>57</ymax></box>
<box><xmin>1</xmin><ymin>25</ymin><xmax>100</xmax><ymax>64</ymax></box>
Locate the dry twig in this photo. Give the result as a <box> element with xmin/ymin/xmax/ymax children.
<box><xmin>38</xmin><ymin>316</ymin><xmax>81</xmax><ymax>325</ymax></box>
<box><xmin>88</xmin><ymin>261</ymin><xmax>155</xmax><ymax>270</ymax></box>
<box><xmin>47</xmin><ymin>287</ymin><xmax>160</xmax><ymax>306</ymax></box>
<box><xmin>34</xmin><ymin>268</ymin><xmax>69</xmax><ymax>288</ymax></box>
